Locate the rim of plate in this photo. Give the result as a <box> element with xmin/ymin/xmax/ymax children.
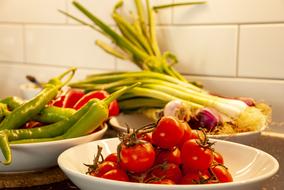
<box><xmin>9</xmin><ymin>124</ymin><xmax>107</xmax><ymax>148</ymax></box>
<box><xmin>58</xmin><ymin>138</ymin><xmax>279</xmax><ymax>189</ymax></box>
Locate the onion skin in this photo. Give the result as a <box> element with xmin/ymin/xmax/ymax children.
<box><xmin>189</xmin><ymin>108</ymin><xmax>220</xmax><ymax>131</ymax></box>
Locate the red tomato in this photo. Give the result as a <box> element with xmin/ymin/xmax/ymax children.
<box><xmin>148</xmin><ymin>163</ymin><xmax>182</xmax><ymax>183</ymax></box>
<box><xmin>181</xmin><ymin>139</ymin><xmax>213</xmax><ymax>171</ymax></box>
<box><xmin>137</xmin><ymin>132</ymin><xmax>152</xmax><ymax>143</ymax></box>
<box><xmin>155</xmin><ymin>147</ymin><xmax>181</xmax><ymax>165</ymax></box>
<box><xmin>213</xmin><ymin>151</ymin><xmax>224</xmax><ymax>164</ymax></box>
<box><xmin>63</xmin><ymin>89</ymin><xmax>85</xmax><ymax>108</ymax></box>
<box><xmin>100</xmin><ymin>169</ymin><xmax>129</xmax><ymax>182</ymax></box>
<box><xmin>152</xmin><ymin>116</ymin><xmax>184</xmax><ymax>149</ymax></box>
<box><xmin>148</xmin><ymin>179</ymin><xmax>175</xmax><ymax>184</ymax></box>
<box><xmin>73</xmin><ymin>90</ymin><xmax>120</xmax><ymax>116</ymax></box>
<box><xmin>188</xmin><ymin>129</ymin><xmax>206</xmax><ymax>142</ymax></box>
<box><xmin>91</xmin><ymin>161</ymin><xmax>118</xmax><ymax>177</ymax></box>
<box><xmin>178</xmin><ymin>122</ymin><xmax>193</xmax><ymax>148</ymax></box>
<box><xmin>211</xmin><ymin>165</ymin><xmax>233</xmax><ymax>183</ymax></box>
<box><xmin>179</xmin><ymin>170</ymin><xmax>210</xmax><ymax>184</ymax></box>
<box><xmin>119</xmin><ymin>141</ymin><xmax>155</xmax><ymax>173</ymax></box>
<box><xmin>105</xmin><ymin>153</ymin><xmax>118</xmax><ymax>163</ymax></box>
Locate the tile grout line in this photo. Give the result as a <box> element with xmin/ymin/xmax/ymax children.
<box><xmin>235</xmin><ymin>24</ymin><xmax>240</xmax><ymax>78</ymax></box>
<box><xmin>22</xmin><ymin>24</ymin><xmax>27</xmax><ymax>64</ymax></box>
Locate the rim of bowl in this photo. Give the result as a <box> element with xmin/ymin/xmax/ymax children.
<box><xmin>58</xmin><ymin>138</ymin><xmax>279</xmax><ymax>189</ymax></box>
<box><xmin>9</xmin><ymin>124</ymin><xmax>108</xmax><ymax>148</ymax></box>
<box><xmin>109</xmin><ymin>116</ymin><xmax>267</xmax><ymax>137</ymax></box>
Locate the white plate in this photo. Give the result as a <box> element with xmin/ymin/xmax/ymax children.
<box><xmin>58</xmin><ymin>138</ymin><xmax>279</xmax><ymax>190</ymax></box>
<box><xmin>109</xmin><ymin>113</ymin><xmax>266</xmax><ymax>145</ymax></box>
<box><xmin>0</xmin><ymin>125</ymin><xmax>107</xmax><ymax>173</ymax></box>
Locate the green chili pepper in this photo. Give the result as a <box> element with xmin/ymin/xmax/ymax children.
<box><xmin>34</xmin><ymin>106</ymin><xmax>76</xmax><ymax>123</ymax></box>
<box><xmin>0</xmin><ymin>96</ymin><xmax>24</xmax><ymax>111</ymax></box>
<box><xmin>0</xmin><ymin>68</ymin><xmax>76</xmax><ymax>130</ymax></box>
<box><xmin>0</xmin><ymin>83</ymin><xmax>140</xmax><ymax>165</ymax></box>
<box><xmin>0</xmin><ymin>97</ymin><xmax>75</xmax><ymax>124</ymax></box>
<box><xmin>0</xmin><ymin>103</ymin><xmax>10</xmax><ymax>122</ymax></box>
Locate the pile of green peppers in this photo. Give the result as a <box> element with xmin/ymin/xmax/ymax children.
<box><xmin>0</xmin><ymin>67</ymin><xmax>139</xmax><ymax>165</ymax></box>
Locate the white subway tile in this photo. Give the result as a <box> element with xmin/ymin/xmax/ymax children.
<box><xmin>173</xmin><ymin>0</ymin><xmax>284</xmax><ymax>24</ymax></box>
<box><xmin>186</xmin><ymin>75</ymin><xmax>284</xmax><ymax>123</ymax></box>
<box><xmin>0</xmin><ymin>0</ymin><xmax>66</xmax><ymax>23</ymax></box>
<box><xmin>0</xmin><ymin>62</ymin><xmax>108</xmax><ymax>98</ymax></box>
<box><xmin>67</xmin><ymin>0</ymin><xmax>172</xmax><ymax>25</ymax></box>
<box><xmin>157</xmin><ymin>25</ymin><xmax>238</xmax><ymax>76</ymax></box>
<box><xmin>0</xmin><ymin>25</ymin><xmax>24</xmax><ymax>62</ymax></box>
<box><xmin>25</xmin><ymin>25</ymin><xmax>115</xmax><ymax>69</ymax></box>
<box><xmin>116</xmin><ymin>59</ymin><xmax>142</xmax><ymax>71</ymax></box>
<box><xmin>239</xmin><ymin>24</ymin><xmax>284</xmax><ymax>79</ymax></box>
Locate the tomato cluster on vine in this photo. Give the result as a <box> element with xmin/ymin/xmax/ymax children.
<box><xmin>85</xmin><ymin>116</ymin><xmax>233</xmax><ymax>185</ymax></box>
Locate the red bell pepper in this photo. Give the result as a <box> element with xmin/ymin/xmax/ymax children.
<box><xmin>49</xmin><ymin>95</ymin><xmax>66</xmax><ymax>107</ymax></box>
<box><xmin>63</xmin><ymin>89</ymin><xmax>85</xmax><ymax>108</ymax></box>
<box><xmin>73</xmin><ymin>90</ymin><xmax>120</xmax><ymax>116</ymax></box>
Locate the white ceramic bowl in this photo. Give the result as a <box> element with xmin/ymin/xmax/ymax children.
<box><xmin>0</xmin><ymin>125</ymin><xmax>107</xmax><ymax>173</ymax></box>
<box><xmin>109</xmin><ymin>113</ymin><xmax>266</xmax><ymax>145</ymax></box>
<box><xmin>58</xmin><ymin>138</ymin><xmax>279</xmax><ymax>190</ymax></box>
<box><xmin>19</xmin><ymin>83</ymin><xmax>42</xmax><ymax>100</ymax></box>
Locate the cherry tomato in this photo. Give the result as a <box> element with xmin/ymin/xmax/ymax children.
<box><xmin>148</xmin><ymin>163</ymin><xmax>182</xmax><ymax>183</ymax></box>
<box><xmin>119</xmin><ymin>141</ymin><xmax>155</xmax><ymax>173</ymax></box>
<box><xmin>211</xmin><ymin>165</ymin><xmax>233</xmax><ymax>183</ymax></box>
<box><xmin>213</xmin><ymin>151</ymin><xmax>224</xmax><ymax>164</ymax></box>
<box><xmin>73</xmin><ymin>90</ymin><xmax>120</xmax><ymax>116</ymax></box>
<box><xmin>91</xmin><ymin>161</ymin><xmax>118</xmax><ymax>177</ymax></box>
<box><xmin>105</xmin><ymin>153</ymin><xmax>118</xmax><ymax>163</ymax></box>
<box><xmin>148</xmin><ymin>179</ymin><xmax>175</xmax><ymax>184</ymax></box>
<box><xmin>181</xmin><ymin>139</ymin><xmax>213</xmax><ymax>171</ymax></box>
<box><xmin>178</xmin><ymin>122</ymin><xmax>193</xmax><ymax>148</ymax></box>
<box><xmin>100</xmin><ymin>169</ymin><xmax>129</xmax><ymax>182</ymax></box>
<box><xmin>152</xmin><ymin>116</ymin><xmax>184</xmax><ymax>149</ymax></box>
<box><xmin>179</xmin><ymin>170</ymin><xmax>210</xmax><ymax>184</ymax></box>
<box><xmin>63</xmin><ymin>89</ymin><xmax>85</xmax><ymax>108</ymax></box>
<box><xmin>155</xmin><ymin>147</ymin><xmax>181</xmax><ymax>165</ymax></box>
<box><xmin>137</xmin><ymin>132</ymin><xmax>152</xmax><ymax>143</ymax></box>
<box><xmin>188</xmin><ymin>129</ymin><xmax>206</xmax><ymax>142</ymax></box>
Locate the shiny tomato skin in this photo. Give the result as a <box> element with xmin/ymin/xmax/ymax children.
<box><xmin>100</xmin><ymin>169</ymin><xmax>129</xmax><ymax>182</ymax></box>
<box><xmin>155</xmin><ymin>147</ymin><xmax>181</xmax><ymax>165</ymax></box>
<box><xmin>181</xmin><ymin>139</ymin><xmax>213</xmax><ymax>171</ymax></box>
<box><xmin>213</xmin><ymin>151</ymin><xmax>224</xmax><ymax>164</ymax></box>
<box><xmin>178</xmin><ymin>122</ymin><xmax>193</xmax><ymax>148</ymax></box>
<box><xmin>119</xmin><ymin>141</ymin><xmax>155</xmax><ymax>173</ymax></box>
<box><xmin>137</xmin><ymin>132</ymin><xmax>152</xmax><ymax>143</ymax></box>
<box><xmin>152</xmin><ymin>116</ymin><xmax>184</xmax><ymax>149</ymax></box>
<box><xmin>179</xmin><ymin>170</ymin><xmax>210</xmax><ymax>184</ymax></box>
<box><xmin>105</xmin><ymin>153</ymin><xmax>118</xmax><ymax>163</ymax></box>
<box><xmin>188</xmin><ymin>129</ymin><xmax>206</xmax><ymax>141</ymax></box>
<box><xmin>148</xmin><ymin>163</ymin><xmax>182</xmax><ymax>183</ymax></box>
<box><xmin>211</xmin><ymin>165</ymin><xmax>233</xmax><ymax>183</ymax></box>
<box><xmin>95</xmin><ymin>161</ymin><xmax>118</xmax><ymax>177</ymax></box>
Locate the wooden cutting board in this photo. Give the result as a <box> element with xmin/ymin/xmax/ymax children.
<box><xmin>0</xmin><ymin>166</ymin><xmax>67</xmax><ymax>188</ymax></box>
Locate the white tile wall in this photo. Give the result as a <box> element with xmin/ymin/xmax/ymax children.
<box><xmin>0</xmin><ymin>0</ymin><xmax>66</xmax><ymax>23</ymax></box>
<box><xmin>173</xmin><ymin>0</ymin><xmax>284</xmax><ymax>24</ymax></box>
<box><xmin>157</xmin><ymin>25</ymin><xmax>238</xmax><ymax>76</ymax></box>
<box><xmin>25</xmin><ymin>25</ymin><xmax>115</xmax><ymax>69</ymax></box>
<box><xmin>0</xmin><ymin>25</ymin><xmax>24</xmax><ymax>62</ymax></box>
<box><xmin>0</xmin><ymin>0</ymin><xmax>283</xmax><ymax>123</ymax></box>
<box><xmin>67</xmin><ymin>0</ymin><xmax>172</xmax><ymax>25</ymax></box>
<box><xmin>239</xmin><ymin>24</ymin><xmax>284</xmax><ymax>79</ymax></box>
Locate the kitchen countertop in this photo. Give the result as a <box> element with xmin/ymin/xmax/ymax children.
<box><xmin>1</xmin><ymin>126</ymin><xmax>283</xmax><ymax>190</ymax></box>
